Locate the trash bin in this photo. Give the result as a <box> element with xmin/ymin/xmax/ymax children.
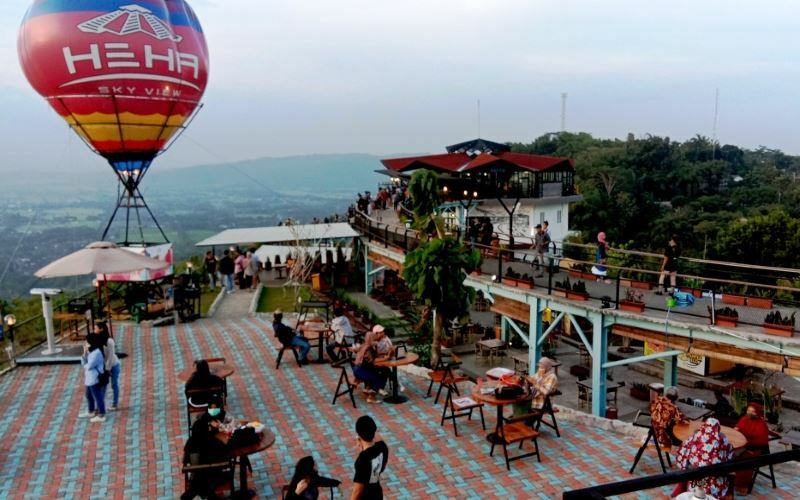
<box><xmin>606</xmin><ymin>407</ymin><xmax>618</xmax><ymax>419</ymax></box>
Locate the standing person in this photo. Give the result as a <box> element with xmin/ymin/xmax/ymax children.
<box><xmin>657</xmin><ymin>234</ymin><xmax>681</xmax><ymax>295</ymax></box>
<box><xmin>326</xmin><ymin>307</ymin><xmax>357</xmax><ymax>362</ymax></box>
<box><xmin>593</xmin><ymin>231</ymin><xmax>610</xmax><ymax>282</ymax></box>
<box><xmin>94</xmin><ymin>321</ymin><xmax>121</xmax><ymax>411</ymax></box>
<box><xmin>234</xmin><ymin>250</ymin><xmax>245</xmax><ymax>290</ymax></box>
<box><xmin>203</xmin><ymin>251</ymin><xmax>218</xmax><ymax>291</ymax></box>
<box><xmin>286</xmin><ymin>456</ymin><xmax>341</xmax><ymax>500</ymax></box>
<box><xmin>249</xmin><ymin>249</ymin><xmax>261</xmax><ymax>290</ymax></box>
<box><xmin>533</xmin><ymin>224</ymin><xmax>550</xmax><ymax>277</ymax></box>
<box><xmin>239</xmin><ymin>251</ymin><xmax>250</xmax><ymax>290</ymax></box>
<box><xmin>351</xmin><ymin>416</ymin><xmax>389</xmax><ymax>500</ymax></box>
<box><xmin>273</xmin><ymin>309</ymin><xmax>311</xmax><ymax>364</ymax></box>
<box><xmin>675</xmin><ymin>418</ymin><xmax>734</xmax><ymax>498</ymax></box>
<box><xmin>79</xmin><ymin>334</ymin><xmax>107</xmax><ymax>423</ymax></box>
<box><xmin>218</xmin><ymin>250</ymin><xmax>235</xmax><ymax>294</ymax></box>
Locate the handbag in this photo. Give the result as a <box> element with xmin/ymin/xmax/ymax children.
<box><xmin>494</xmin><ymin>374</ymin><xmax>526</xmax><ymax>399</ymax></box>
<box><xmin>96</xmin><ymin>367</ymin><xmax>111</xmax><ymax>386</ymax></box>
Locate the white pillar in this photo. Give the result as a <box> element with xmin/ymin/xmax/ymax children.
<box><xmin>31</xmin><ymin>288</ymin><xmax>62</xmax><ymax>355</ymax></box>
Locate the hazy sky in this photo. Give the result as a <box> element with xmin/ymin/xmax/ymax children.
<box><xmin>1</xmin><ymin>0</ymin><xmax>798</xmax><ymax>173</ymax></box>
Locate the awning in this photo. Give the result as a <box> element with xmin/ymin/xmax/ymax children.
<box><xmin>196</xmin><ymin>223</ymin><xmax>359</xmax><ymax>247</ymax></box>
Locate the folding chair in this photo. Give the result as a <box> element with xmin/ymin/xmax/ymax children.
<box><xmin>629</xmin><ymin>410</ymin><xmax>671</xmax><ymax>474</ymax></box>
<box><xmin>748</xmin><ymin>444</ymin><xmax>777</xmax><ymax>493</ymax></box>
<box><xmin>182</xmin><ymin>459</ymin><xmax>235</xmax><ymax>499</ymax></box>
<box><xmin>440</xmin><ymin>379</ymin><xmax>485</xmax><ymax>437</ymax></box>
<box><xmin>534</xmin><ymin>392</ymin><xmax>561</xmax><ymax>438</ymax></box>
<box><xmin>185</xmin><ymin>386</ymin><xmax>225</xmax><ymax>432</ymax></box>
<box><xmin>276</xmin><ymin>343</ymin><xmax>302</xmax><ymax>369</ymax></box>
<box><xmin>490</xmin><ymin>411</ymin><xmax>542</xmax><ymax>470</ymax></box>
<box><xmin>331</xmin><ymin>357</ymin><xmax>359</xmax><ymax>409</ymax></box>
<box><xmin>427</xmin><ymin>358</ymin><xmax>467</xmax><ymax>405</ymax></box>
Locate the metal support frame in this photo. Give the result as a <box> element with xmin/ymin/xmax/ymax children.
<box><xmin>568</xmin><ymin>313</ymin><xmax>592</xmax><ymax>354</ymax></box>
<box><xmin>590</xmin><ymin>312</ymin><xmax>608</xmax><ymax>417</ymax></box>
<box><xmin>504</xmin><ymin>317</ymin><xmax>529</xmax><ymax>345</ymax></box>
<box><xmin>602</xmin><ymin>350</ymin><xmax>683</xmax><ymax>369</ymax></box>
<box><xmin>364</xmin><ymin>250</ymin><xmax>372</xmax><ymax>295</ymax></box>
<box><xmin>367</xmin><ymin>265</ymin><xmax>387</xmax><ymax>276</ymax></box>
<box><xmin>529</xmin><ymin>298</ymin><xmax>543</xmax><ymax>372</ymax></box>
<box><xmin>537</xmin><ymin>311</ymin><xmax>565</xmax><ymax>346</ymax></box>
<box><xmin>664</xmin><ymin>355</ymin><xmax>678</xmax><ymax>388</ymax></box>
<box><xmin>500</xmin><ymin>315</ymin><xmax>510</xmax><ymax>342</ymax></box>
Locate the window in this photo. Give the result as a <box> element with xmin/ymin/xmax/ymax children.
<box><xmin>557</xmin><ymin>210</ymin><xmax>562</xmax><ymax>224</ymax></box>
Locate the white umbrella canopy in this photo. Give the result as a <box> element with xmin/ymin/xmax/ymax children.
<box><xmin>35</xmin><ymin>241</ymin><xmax>169</xmax><ymax>278</ymax></box>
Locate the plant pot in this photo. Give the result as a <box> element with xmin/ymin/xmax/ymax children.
<box><xmin>582</xmin><ymin>272</ymin><xmax>597</xmax><ymax>280</ymax></box>
<box><xmin>567</xmin><ymin>290</ymin><xmax>589</xmax><ymax>301</ymax></box>
<box><xmin>619</xmin><ymin>278</ymin><xmax>633</xmax><ymax>287</ymax></box>
<box><xmin>631</xmin><ymin>280</ymin><xmax>652</xmax><ymax>290</ymax></box>
<box><xmin>569</xmin><ymin>270</ymin><xmax>583</xmax><ymax>279</ymax></box>
<box><xmin>762</xmin><ymin>323</ymin><xmax>794</xmax><ymax>337</ymax></box>
<box><xmin>553</xmin><ymin>288</ymin><xmax>567</xmax><ymax>298</ymax></box>
<box><xmin>470</xmin><ymin>270</ymin><xmax>482</xmax><ymax>277</ymax></box>
<box><xmin>619</xmin><ymin>300</ymin><xmax>645</xmax><ymax>313</ymax></box>
<box><xmin>687</xmin><ymin>288</ymin><xmax>703</xmax><ymax>298</ymax></box>
<box><xmin>517</xmin><ymin>280</ymin><xmax>534</xmax><ymax>289</ymax></box>
<box><xmin>630</xmin><ymin>387</ymin><xmax>650</xmax><ymax>401</ymax></box>
<box><xmin>722</xmin><ymin>294</ymin><xmax>747</xmax><ymax>306</ymax></box>
<box><xmin>715</xmin><ymin>315</ymin><xmax>738</xmax><ymax>328</ymax></box>
<box><xmin>747</xmin><ymin>296</ymin><xmax>773</xmax><ymax>309</ymax></box>
<box><xmin>502</xmin><ymin>277</ymin><xmax>518</xmax><ymax>287</ymax></box>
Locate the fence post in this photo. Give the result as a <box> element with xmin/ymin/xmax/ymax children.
<box><xmin>384</xmin><ymin>225</ymin><xmax>388</xmax><ymax>248</ymax></box>
<box><xmin>615</xmin><ymin>273</ymin><xmax>621</xmax><ymax>309</ymax></box>
<box><xmin>497</xmin><ymin>249</ymin><xmax>503</xmax><ymax>282</ymax></box>
<box><xmin>548</xmin><ymin>257</ymin><xmax>553</xmax><ymax>295</ymax></box>
<box><xmin>403</xmin><ymin>230</ymin><xmax>408</xmax><ymax>251</ymax></box>
<box><xmin>710</xmin><ymin>283</ymin><xmax>716</xmax><ymax>325</ymax></box>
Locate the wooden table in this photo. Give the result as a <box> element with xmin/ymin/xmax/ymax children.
<box><xmin>299</xmin><ymin>323</ymin><xmax>331</xmax><ymax>363</ymax></box>
<box><xmin>779</xmin><ymin>430</ymin><xmax>800</xmax><ymax>449</ymax></box>
<box><xmin>673</xmin><ymin>421</ymin><xmax>747</xmax><ymax>450</ymax></box>
<box><xmin>179</xmin><ymin>364</ymin><xmax>236</xmax><ymax>382</ymax></box>
<box><xmin>576</xmin><ymin>380</ymin><xmax>622</xmax><ymax>408</ymax></box>
<box><xmin>477</xmin><ymin>339</ymin><xmax>506</xmax><ymax>365</ymax></box>
<box><xmin>217</xmin><ymin>427</ymin><xmax>275</xmax><ymax>498</ymax></box>
<box><xmin>676</xmin><ymin>401</ymin><xmax>713</xmax><ymax>421</ymax></box>
<box><xmin>472</xmin><ymin>389</ymin><xmax>533</xmax><ymax>445</ymax></box>
<box><xmin>375</xmin><ymin>352</ymin><xmax>419</xmax><ymax>404</ymax></box>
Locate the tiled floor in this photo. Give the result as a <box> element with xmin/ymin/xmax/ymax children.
<box><xmin>0</xmin><ymin>316</ymin><xmax>797</xmax><ymax>499</ymax></box>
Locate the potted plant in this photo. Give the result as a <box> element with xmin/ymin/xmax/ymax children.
<box><xmin>619</xmin><ymin>288</ymin><xmax>646</xmax><ymax>313</ymax></box>
<box><xmin>683</xmin><ymin>278</ymin><xmax>704</xmax><ymax>298</ymax></box>
<box><xmin>517</xmin><ymin>273</ymin><xmax>535</xmax><ymax>289</ymax></box>
<box><xmin>630</xmin><ymin>271</ymin><xmax>652</xmax><ymax>290</ymax></box>
<box><xmin>630</xmin><ymin>382</ymin><xmax>649</xmax><ymax>401</ymax></box>
<box><xmin>762</xmin><ymin>310</ymin><xmax>795</xmax><ymax>337</ymax></box>
<box><xmin>748</xmin><ymin>288</ymin><xmax>774</xmax><ymax>310</ymax></box>
<box><xmin>554</xmin><ymin>277</ymin><xmax>570</xmax><ymax>298</ymax></box>
<box><xmin>713</xmin><ymin>306</ymin><xmax>739</xmax><ymax>327</ymax></box>
<box><xmin>502</xmin><ymin>267</ymin><xmax>519</xmax><ymax>286</ymax></box>
<box><xmin>721</xmin><ymin>285</ymin><xmax>747</xmax><ymax>306</ymax></box>
<box><xmin>569</xmin><ymin>263</ymin><xmax>588</xmax><ymax>279</ymax></box>
<box><xmin>567</xmin><ymin>280</ymin><xmax>589</xmax><ymax>301</ymax></box>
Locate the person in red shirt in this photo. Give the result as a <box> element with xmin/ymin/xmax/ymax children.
<box><xmin>734</xmin><ymin>402</ymin><xmax>771</xmax><ymax>494</ymax></box>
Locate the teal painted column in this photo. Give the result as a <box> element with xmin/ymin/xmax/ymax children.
<box><xmin>528</xmin><ymin>298</ymin><xmax>543</xmax><ymax>373</ymax></box>
<box><xmin>500</xmin><ymin>316</ymin><xmax>509</xmax><ymax>342</ymax></box>
<box><xmin>664</xmin><ymin>355</ymin><xmax>678</xmax><ymax>388</ymax></box>
<box><xmin>590</xmin><ymin>313</ymin><xmax>608</xmax><ymax>417</ymax></box>
<box><xmin>364</xmin><ymin>250</ymin><xmax>372</xmax><ymax>295</ymax></box>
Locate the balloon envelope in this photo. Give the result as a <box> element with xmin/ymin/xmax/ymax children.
<box><xmin>18</xmin><ymin>0</ymin><xmax>209</xmax><ymax>173</ymax></box>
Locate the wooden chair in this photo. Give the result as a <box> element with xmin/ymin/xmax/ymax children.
<box><xmin>281</xmin><ymin>484</ymin><xmax>338</xmax><ymax>498</ymax></box>
<box><xmin>426</xmin><ymin>356</ymin><xmax>465</xmax><ymax>404</ymax></box>
<box><xmin>748</xmin><ymin>443</ymin><xmax>777</xmax><ymax>493</ymax></box>
<box><xmin>629</xmin><ymin>410</ymin><xmax>671</xmax><ymax>474</ymax></box>
<box><xmin>534</xmin><ymin>392</ymin><xmax>561</xmax><ymax>438</ymax></box>
<box><xmin>440</xmin><ymin>380</ymin><xmax>485</xmax><ymax>437</ymax></box>
<box><xmin>182</xmin><ymin>459</ymin><xmax>235</xmax><ymax>498</ymax></box>
<box><xmin>185</xmin><ymin>386</ymin><xmax>225</xmax><ymax>432</ymax></box>
<box><xmin>203</xmin><ymin>357</ymin><xmax>228</xmax><ymax>396</ymax></box>
<box><xmin>490</xmin><ymin>412</ymin><xmax>542</xmax><ymax>470</ymax></box>
<box><xmin>331</xmin><ymin>357</ymin><xmax>359</xmax><ymax>409</ymax></box>
<box><xmin>276</xmin><ymin>343</ymin><xmax>302</xmax><ymax>369</ymax></box>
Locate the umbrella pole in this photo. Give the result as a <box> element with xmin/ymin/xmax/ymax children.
<box><xmin>104</xmin><ymin>275</ymin><xmax>114</xmax><ymax>336</ymax></box>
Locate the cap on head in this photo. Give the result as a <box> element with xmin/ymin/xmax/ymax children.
<box><xmin>372</xmin><ymin>324</ymin><xmax>385</xmax><ymax>334</ymax></box>
<box><xmin>356</xmin><ymin>415</ymin><xmax>377</xmax><ymax>441</ymax></box>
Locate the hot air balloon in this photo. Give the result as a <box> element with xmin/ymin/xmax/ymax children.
<box><xmin>18</xmin><ymin>0</ymin><xmax>209</xmax><ymax>247</ymax></box>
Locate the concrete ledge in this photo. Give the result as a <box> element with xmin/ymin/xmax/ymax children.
<box><xmin>206</xmin><ymin>289</ymin><xmax>226</xmax><ymax>318</ymax></box>
<box><xmin>249</xmin><ymin>285</ymin><xmax>263</xmax><ymax>316</ymax></box>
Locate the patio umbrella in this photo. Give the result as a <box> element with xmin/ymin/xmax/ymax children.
<box><xmin>34</xmin><ymin>241</ymin><xmax>169</xmax><ymax>352</ymax></box>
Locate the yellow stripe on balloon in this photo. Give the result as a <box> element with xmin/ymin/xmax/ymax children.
<box><xmin>63</xmin><ymin>113</ymin><xmax>187</xmax><ymax>143</ymax></box>
<box><xmin>63</xmin><ymin>112</ymin><xmax>188</xmax><ymax>126</ymax></box>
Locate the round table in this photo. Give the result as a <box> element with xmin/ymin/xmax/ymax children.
<box><xmin>472</xmin><ymin>390</ymin><xmax>533</xmax><ymax>444</ymax></box>
<box><xmin>673</xmin><ymin>421</ymin><xmax>748</xmax><ymax>450</ymax></box>
<box><xmin>299</xmin><ymin>323</ymin><xmax>332</xmax><ymax>364</ymax></box>
<box><xmin>179</xmin><ymin>363</ymin><xmax>235</xmax><ymax>382</ymax></box>
<box><xmin>375</xmin><ymin>352</ymin><xmax>419</xmax><ymax>404</ymax></box>
<box><xmin>218</xmin><ymin>427</ymin><xmax>275</xmax><ymax>498</ymax></box>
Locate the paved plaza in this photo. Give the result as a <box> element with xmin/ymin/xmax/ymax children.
<box><xmin>1</xmin><ymin>316</ymin><xmax>798</xmax><ymax>498</ymax></box>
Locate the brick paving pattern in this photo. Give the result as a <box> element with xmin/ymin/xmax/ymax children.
<box><xmin>0</xmin><ymin>316</ymin><xmax>797</xmax><ymax>498</ymax></box>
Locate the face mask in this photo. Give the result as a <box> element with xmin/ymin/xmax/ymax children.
<box><xmin>208</xmin><ymin>408</ymin><xmax>221</xmax><ymax>417</ymax></box>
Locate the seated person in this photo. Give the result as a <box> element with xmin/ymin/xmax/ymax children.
<box><xmin>371</xmin><ymin>325</ymin><xmax>393</xmax><ymax>356</ymax></box>
<box><xmin>286</xmin><ymin>456</ymin><xmax>341</xmax><ymax>500</ymax></box>
<box><xmin>675</xmin><ymin>418</ymin><xmax>734</xmax><ymax>499</ymax></box>
<box><xmin>734</xmin><ymin>402</ymin><xmax>771</xmax><ymax>495</ymax></box>
<box><xmin>182</xmin><ymin>399</ymin><xmax>230</xmax><ymax>500</ymax></box>
<box><xmin>273</xmin><ymin>309</ymin><xmax>311</xmax><ymax>364</ymax></box>
<box><xmin>326</xmin><ymin>307</ymin><xmax>357</xmax><ymax>362</ymax></box>
<box><xmin>525</xmin><ymin>357</ymin><xmax>558</xmax><ymax>409</ymax></box>
<box><xmin>185</xmin><ymin>359</ymin><xmax>225</xmax><ymax>407</ymax></box>
<box><xmin>353</xmin><ymin>332</ymin><xmax>389</xmax><ymax>404</ymax></box>
<box><xmin>650</xmin><ymin>386</ymin><xmax>687</xmax><ymax>448</ymax></box>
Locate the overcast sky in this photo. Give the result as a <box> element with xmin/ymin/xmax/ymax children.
<box><xmin>1</xmin><ymin>0</ymin><xmax>798</xmax><ymax>173</ymax></box>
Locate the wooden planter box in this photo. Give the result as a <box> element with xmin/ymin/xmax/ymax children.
<box><xmin>517</xmin><ymin>280</ymin><xmax>535</xmax><ymax>289</ymax></box>
<box><xmin>619</xmin><ymin>278</ymin><xmax>633</xmax><ymax>288</ymax></box>
<box><xmin>630</xmin><ymin>387</ymin><xmax>650</xmax><ymax>401</ymax></box>
<box><xmin>631</xmin><ymin>280</ymin><xmax>652</xmax><ymax>290</ymax></box>
<box><xmin>470</xmin><ymin>270</ymin><xmax>482</xmax><ymax>277</ymax></box>
<box><xmin>569</xmin><ymin>269</ymin><xmax>584</xmax><ymax>279</ymax></box>
<box><xmin>748</xmin><ymin>296</ymin><xmax>774</xmax><ymax>309</ymax></box>
<box><xmin>567</xmin><ymin>290</ymin><xmax>589</xmax><ymax>301</ymax></box>
<box><xmin>553</xmin><ymin>288</ymin><xmax>567</xmax><ymax>298</ymax></box>
<box><xmin>686</xmin><ymin>288</ymin><xmax>704</xmax><ymax>298</ymax></box>
<box><xmin>502</xmin><ymin>277</ymin><xmax>518</xmax><ymax>287</ymax></box>
<box><xmin>722</xmin><ymin>294</ymin><xmax>747</xmax><ymax>306</ymax></box>
<box><xmin>582</xmin><ymin>272</ymin><xmax>597</xmax><ymax>280</ymax></box>
<box><xmin>619</xmin><ymin>300</ymin><xmax>645</xmax><ymax>313</ymax></box>
<box><xmin>762</xmin><ymin>323</ymin><xmax>794</xmax><ymax>337</ymax></box>
<box><xmin>715</xmin><ymin>315</ymin><xmax>739</xmax><ymax>328</ymax></box>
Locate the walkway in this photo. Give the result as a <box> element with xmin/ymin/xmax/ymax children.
<box><xmin>212</xmin><ymin>289</ymin><xmax>254</xmax><ymax>319</ymax></box>
<box><xmin>0</xmin><ymin>316</ymin><xmax>797</xmax><ymax>498</ymax></box>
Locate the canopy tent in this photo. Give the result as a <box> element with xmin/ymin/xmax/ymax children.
<box><xmin>196</xmin><ymin>223</ymin><xmax>359</xmax><ymax>247</ymax></box>
<box><xmin>254</xmin><ymin>245</ymin><xmax>353</xmax><ymax>266</ymax></box>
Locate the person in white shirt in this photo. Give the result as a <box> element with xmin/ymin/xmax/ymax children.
<box><xmin>326</xmin><ymin>307</ymin><xmax>357</xmax><ymax>361</ymax></box>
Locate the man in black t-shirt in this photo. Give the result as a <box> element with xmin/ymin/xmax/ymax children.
<box><xmin>352</xmin><ymin>415</ymin><xmax>389</xmax><ymax>499</ymax></box>
<box><xmin>218</xmin><ymin>249</ymin><xmax>235</xmax><ymax>294</ymax></box>
<box><xmin>657</xmin><ymin>234</ymin><xmax>681</xmax><ymax>295</ymax></box>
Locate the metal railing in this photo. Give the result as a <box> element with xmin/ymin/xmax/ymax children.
<box><xmin>562</xmin><ymin>448</ymin><xmax>800</xmax><ymax>499</ymax></box>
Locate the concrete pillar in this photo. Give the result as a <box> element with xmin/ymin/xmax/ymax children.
<box><xmin>528</xmin><ymin>298</ymin><xmax>543</xmax><ymax>373</ymax></box>
<box><xmin>364</xmin><ymin>250</ymin><xmax>372</xmax><ymax>295</ymax></box>
<box><xmin>590</xmin><ymin>313</ymin><xmax>608</xmax><ymax>417</ymax></box>
<box><xmin>663</xmin><ymin>355</ymin><xmax>678</xmax><ymax>388</ymax></box>
<box><xmin>500</xmin><ymin>315</ymin><xmax>509</xmax><ymax>342</ymax></box>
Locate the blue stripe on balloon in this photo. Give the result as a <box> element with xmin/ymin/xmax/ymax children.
<box><xmin>24</xmin><ymin>0</ymin><xmax>203</xmax><ymax>31</ymax></box>
<box><xmin>109</xmin><ymin>159</ymin><xmax>153</xmax><ymax>173</ymax></box>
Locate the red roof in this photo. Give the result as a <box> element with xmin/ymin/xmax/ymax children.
<box><xmin>381</xmin><ymin>151</ymin><xmax>573</xmax><ymax>174</ymax></box>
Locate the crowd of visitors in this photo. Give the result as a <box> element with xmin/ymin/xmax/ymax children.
<box><xmin>204</xmin><ymin>247</ymin><xmax>263</xmax><ymax>294</ymax></box>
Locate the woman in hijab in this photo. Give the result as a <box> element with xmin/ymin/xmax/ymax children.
<box><xmin>526</xmin><ymin>357</ymin><xmax>558</xmax><ymax>410</ymax></box>
<box><xmin>676</xmin><ymin>418</ymin><xmax>734</xmax><ymax>498</ymax></box>
<box><xmin>353</xmin><ymin>332</ymin><xmax>388</xmax><ymax>404</ymax></box>
<box><xmin>286</xmin><ymin>456</ymin><xmax>341</xmax><ymax>500</ymax></box>
<box><xmin>182</xmin><ymin>396</ymin><xmax>229</xmax><ymax>500</ymax></box>
<box><xmin>593</xmin><ymin>232</ymin><xmax>610</xmax><ymax>281</ymax></box>
<box><xmin>185</xmin><ymin>360</ymin><xmax>225</xmax><ymax>407</ymax></box>
<box><xmin>734</xmin><ymin>402</ymin><xmax>771</xmax><ymax>494</ymax></box>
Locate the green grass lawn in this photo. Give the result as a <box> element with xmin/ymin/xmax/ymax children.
<box><xmin>256</xmin><ymin>286</ymin><xmax>313</xmax><ymax>313</ymax></box>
